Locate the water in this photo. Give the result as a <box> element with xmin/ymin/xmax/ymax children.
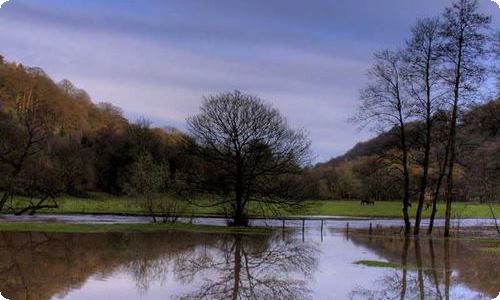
<box><xmin>0</xmin><ymin>228</ymin><xmax>498</xmax><ymax>300</ymax></box>
<box><xmin>0</xmin><ymin>213</ymin><xmax>498</xmax><ymax>229</ymax></box>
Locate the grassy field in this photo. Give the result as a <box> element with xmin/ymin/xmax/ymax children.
<box><xmin>6</xmin><ymin>194</ymin><xmax>500</xmax><ymax>218</ymax></box>
<box><xmin>0</xmin><ymin>222</ymin><xmax>272</xmax><ymax>234</ymax></box>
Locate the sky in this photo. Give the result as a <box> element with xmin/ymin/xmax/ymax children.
<box><xmin>0</xmin><ymin>0</ymin><xmax>499</xmax><ymax>162</ymax></box>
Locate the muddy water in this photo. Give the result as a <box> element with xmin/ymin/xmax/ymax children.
<box><xmin>0</xmin><ymin>228</ymin><xmax>498</xmax><ymax>300</ymax></box>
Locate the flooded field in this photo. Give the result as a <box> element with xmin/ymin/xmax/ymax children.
<box><xmin>0</xmin><ymin>227</ymin><xmax>498</xmax><ymax>299</ymax></box>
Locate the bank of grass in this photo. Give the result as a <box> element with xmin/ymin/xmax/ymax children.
<box><xmin>354</xmin><ymin>260</ymin><xmax>401</xmax><ymax>268</ymax></box>
<box><xmin>480</xmin><ymin>247</ymin><xmax>500</xmax><ymax>254</ymax></box>
<box><xmin>0</xmin><ymin>222</ymin><xmax>272</xmax><ymax>234</ymax></box>
<box><xmin>7</xmin><ymin>194</ymin><xmax>500</xmax><ymax>218</ymax></box>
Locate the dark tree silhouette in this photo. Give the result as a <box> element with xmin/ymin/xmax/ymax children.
<box><xmin>439</xmin><ymin>0</ymin><xmax>491</xmax><ymax>237</ymax></box>
<box><xmin>403</xmin><ymin>17</ymin><xmax>445</xmax><ymax>235</ymax></box>
<box><xmin>353</xmin><ymin>50</ymin><xmax>413</xmax><ymax>234</ymax></box>
<box><xmin>187</xmin><ymin>91</ymin><xmax>311</xmax><ymax>226</ymax></box>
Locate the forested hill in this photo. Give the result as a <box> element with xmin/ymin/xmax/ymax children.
<box><xmin>0</xmin><ymin>55</ymin><xmax>187</xmax><ymax>199</ymax></box>
<box><xmin>321</xmin><ymin>98</ymin><xmax>500</xmax><ymax>168</ymax></box>
<box><xmin>309</xmin><ymin>99</ymin><xmax>500</xmax><ymax>202</ymax></box>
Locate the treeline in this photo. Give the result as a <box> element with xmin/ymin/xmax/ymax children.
<box><xmin>307</xmin><ymin>98</ymin><xmax>500</xmax><ymax>202</ymax></box>
<box><xmin>0</xmin><ymin>55</ymin><xmax>192</xmax><ymax>213</ymax></box>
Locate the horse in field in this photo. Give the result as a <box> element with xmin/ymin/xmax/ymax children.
<box><xmin>360</xmin><ymin>199</ymin><xmax>375</xmax><ymax>206</ymax></box>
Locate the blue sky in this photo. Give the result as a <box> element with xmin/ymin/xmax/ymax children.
<box><xmin>0</xmin><ymin>0</ymin><xmax>499</xmax><ymax>162</ymax></box>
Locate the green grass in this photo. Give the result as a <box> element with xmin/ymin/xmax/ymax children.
<box><xmin>305</xmin><ymin>200</ymin><xmax>500</xmax><ymax>218</ymax></box>
<box><xmin>354</xmin><ymin>260</ymin><xmax>401</xmax><ymax>268</ymax></box>
<box><xmin>480</xmin><ymin>247</ymin><xmax>500</xmax><ymax>254</ymax></box>
<box><xmin>0</xmin><ymin>222</ymin><xmax>272</xmax><ymax>234</ymax></box>
<box><xmin>6</xmin><ymin>194</ymin><xmax>500</xmax><ymax>218</ymax></box>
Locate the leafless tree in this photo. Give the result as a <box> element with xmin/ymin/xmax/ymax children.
<box><xmin>352</xmin><ymin>50</ymin><xmax>413</xmax><ymax>234</ymax></box>
<box><xmin>439</xmin><ymin>0</ymin><xmax>491</xmax><ymax>237</ymax></box>
<box><xmin>186</xmin><ymin>91</ymin><xmax>311</xmax><ymax>226</ymax></box>
<box><xmin>403</xmin><ymin>17</ymin><xmax>445</xmax><ymax>235</ymax></box>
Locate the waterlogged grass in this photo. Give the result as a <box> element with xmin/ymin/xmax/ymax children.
<box><xmin>6</xmin><ymin>194</ymin><xmax>500</xmax><ymax>218</ymax></box>
<box><xmin>0</xmin><ymin>222</ymin><xmax>272</xmax><ymax>234</ymax></box>
<box><xmin>354</xmin><ymin>260</ymin><xmax>401</xmax><ymax>269</ymax></box>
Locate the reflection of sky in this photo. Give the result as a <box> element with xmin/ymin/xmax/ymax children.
<box><xmin>56</xmin><ymin>233</ymin><xmax>490</xmax><ymax>300</ymax></box>
<box><xmin>0</xmin><ymin>0</ymin><xmax>499</xmax><ymax>161</ymax></box>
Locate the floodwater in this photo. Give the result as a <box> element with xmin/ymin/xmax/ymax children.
<box><xmin>0</xmin><ymin>227</ymin><xmax>498</xmax><ymax>300</ymax></box>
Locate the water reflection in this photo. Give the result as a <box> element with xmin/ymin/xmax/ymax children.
<box><xmin>0</xmin><ymin>231</ymin><xmax>318</xmax><ymax>300</ymax></box>
<box><xmin>171</xmin><ymin>234</ymin><xmax>318</xmax><ymax>299</ymax></box>
<box><xmin>348</xmin><ymin>234</ymin><xmax>500</xmax><ymax>299</ymax></box>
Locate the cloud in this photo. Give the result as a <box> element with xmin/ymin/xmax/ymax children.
<box><xmin>0</xmin><ymin>0</ymin><xmax>9</xmax><ymax>8</ymax></box>
<box><xmin>0</xmin><ymin>0</ymin><xmax>498</xmax><ymax>162</ymax></box>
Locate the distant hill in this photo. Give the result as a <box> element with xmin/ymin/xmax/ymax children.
<box><xmin>319</xmin><ymin>98</ymin><xmax>500</xmax><ymax>168</ymax></box>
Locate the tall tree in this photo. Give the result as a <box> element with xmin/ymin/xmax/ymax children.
<box><xmin>439</xmin><ymin>0</ymin><xmax>490</xmax><ymax>237</ymax></box>
<box><xmin>354</xmin><ymin>50</ymin><xmax>413</xmax><ymax>234</ymax></box>
<box><xmin>403</xmin><ymin>17</ymin><xmax>444</xmax><ymax>235</ymax></box>
<box><xmin>187</xmin><ymin>91</ymin><xmax>311</xmax><ymax>226</ymax></box>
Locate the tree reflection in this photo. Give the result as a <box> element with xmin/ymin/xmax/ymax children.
<box><xmin>172</xmin><ymin>233</ymin><xmax>319</xmax><ymax>300</ymax></box>
<box><xmin>349</xmin><ymin>235</ymin><xmax>499</xmax><ymax>299</ymax></box>
<box><xmin>0</xmin><ymin>230</ymin><xmax>319</xmax><ymax>300</ymax></box>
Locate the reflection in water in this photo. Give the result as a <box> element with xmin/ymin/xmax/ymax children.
<box><xmin>0</xmin><ymin>229</ymin><xmax>497</xmax><ymax>299</ymax></box>
<box><xmin>0</xmin><ymin>231</ymin><xmax>318</xmax><ymax>300</ymax></box>
<box><xmin>349</xmin><ymin>234</ymin><xmax>500</xmax><ymax>300</ymax></box>
<box><xmin>171</xmin><ymin>234</ymin><xmax>318</xmax><ymax>299</ymax></box>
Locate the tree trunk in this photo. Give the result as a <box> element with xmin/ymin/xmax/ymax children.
<box><xmin>427</xmin><ymin>145</ymin><xmax>449</xmax><ymax>235</ymax></box>
<box><xmin>415</xmin><ymin>64</ymin><xmax>433</xmax><ymax>236</ymax></box>
<box><xmin>415</xmin><ymin>145</ymin><xmax>430</xmax><ymax>235</ymax></box>
<box><xmin>444</xmin><ymin>31</ymin><xmax>463</xmax><ymax>238</ymax></box>
<box><xmin>400</xmin><ymin>123</ymin><xmax>412</xmax><ymax>235</ymax></box>
<box><xmin>0</xmin><ymin>192</ymin><xmax>10</xmax><ymax>212</ymax></box>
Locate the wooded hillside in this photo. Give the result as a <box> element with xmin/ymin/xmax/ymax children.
<box><xmin>309</xmin><ymin>98</ymin><xmax>500</xmax><ymax>202</ymax></box>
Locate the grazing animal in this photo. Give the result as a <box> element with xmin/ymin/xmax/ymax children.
<box><xmin>360</xmin><ymin>199</ymin><xmax>375</xmax><ymax>206</ymax></box>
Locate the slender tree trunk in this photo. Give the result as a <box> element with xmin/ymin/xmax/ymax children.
<box><xmin>444</xmin><ymin>67</ymin><xmax>462</xmax><ymax>237</ymax></box>
<box><xmin>427</xmin><ymin>144</ymin><xmax>449</xmax><ymax>234</ymax></box>
<box><xmin>415</xmin><ymin>67</ymin><xmax>433</xmax><ymax>235</ymax></box>
<box><xmin>444</xmin><ymin>29</ymin><xmax>464</xmax><ymax>238</ymax></box>
<box><xmin>0</xmin><ymin>192</ymin><xmax>10</xmax><ymax>212</ymax></box>
<box><xmin>400</xmin><ymin>119</ymin><xmax>412</xmax><ymax>235</ymax></box>
<box><xmin>489</xmin><ymin>203</ymin><xmax>500</xmax><ymax>236</ymax></box>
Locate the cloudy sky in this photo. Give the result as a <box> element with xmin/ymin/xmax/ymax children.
<box><xmin>0</xmin><ymin>0</ymin><xmax>499</xmax><ymax>162</ymax></box>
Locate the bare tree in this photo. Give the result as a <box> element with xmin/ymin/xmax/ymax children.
<box><xmin>403</xmin><ymin>17</ymin><xmax>445</xmax><ymax>235</ymax></box>
<box><xmin>439</xmin><ymin>0</ymin><xmax>491</xmax><ymax>237</ymax></box>
<box><xmin>0</xmin><ymin>83</ymin><xmax>53</xmax><ymax>211</ymax></box>
<box><xmin>186</xmin><ymin>91</ymin><xmax>311</xmax><ymax>226</ymax></box>
<box><xmin>353</xmin><ymin>50</ymin><xmax>413</xmax><ymax>234</ymax></box>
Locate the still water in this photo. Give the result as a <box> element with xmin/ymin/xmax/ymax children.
<box><xmin>0</xmin><ymin>228</ymin><xmax>498</xmax><ymax>300</ymax></box>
